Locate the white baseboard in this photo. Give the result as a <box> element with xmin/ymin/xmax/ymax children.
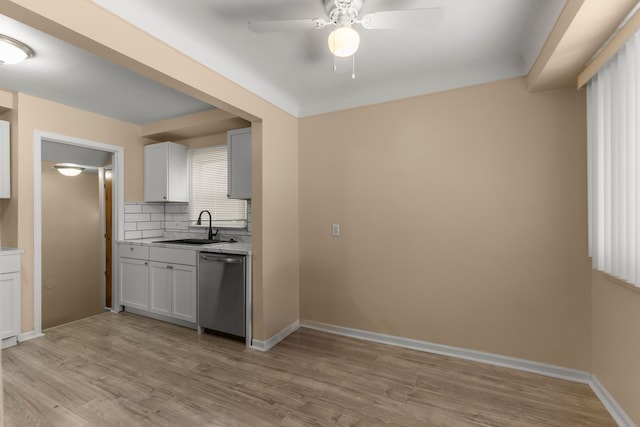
<box><xmin>18</xmin><ymin>330</ymin><xmax>45</xmax><ymax>343</ymax></box>
<box><xmin>302</xmin><ymin>320</ymin><xmax>640</xmax><ymax>426</ymax></box>
<box><xmin>590</xmin><ymin>375</ymin><xmax>636</xmax><ymax>427</ymax></box>
<box><xmin>301</xmin><ymin>320</ymin><xmax>591</xmax><ymax>384</ymax></box>
<box><xmin>251</xmin><ymin>320</ymin><xmax>299</xmax><ymax>352</ymax></box>
<box><xmin>2</xmin><ymin>336</ymin><xmax>17</xmax><ymax>349</ymax></box>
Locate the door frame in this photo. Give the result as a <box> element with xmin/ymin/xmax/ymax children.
<box><xmin>33</xmin><ymin>131</ymin><xmax>124</xmax><ymax>337</ymax></box>
<box><xmin>100</xmin><ymin>166</ymin><xmax>114</xmax><ymax>310</ymax></box>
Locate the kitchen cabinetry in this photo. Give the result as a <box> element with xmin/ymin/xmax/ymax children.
<box><xmin>144</xmin><ymin>142</ymin><xmax>188</xmax><ymax>202</ymax></box>
<box><xmin>227</xmin><ymin>128</ymin><xmax>251</xmax><ymax>199</ymax></box>
<box><xmin>118</xmin><ymin>244</ymin><xmax>150</xmax><ymax>311</ymax></box>
<box><xmin>149</xmin><ymin>262</ymin><xmax>172</xmax><ymax>316</ymax></box>
<box><xmin>1</xmin><ymin>250</ymin><xmax>22</xmax><ymax>349</ymax></box>
<box><xmin>150</xmin><ymin>261</ymin><xmax>196</xmax><ymax>322</ymax></box>
<box><xmin>1</xmin><ymin>120</ymin><xmax>10</xmax><ymax>199</ymax></box>
<box><xmin>118</xmin><ymin>243</ymin><xmax>196</xmax><ymax>326</ymax></box>
<box><xmin>171</xmin><ymin>263</ymin><xmax>197</xmax><ymax>322</ymax></box>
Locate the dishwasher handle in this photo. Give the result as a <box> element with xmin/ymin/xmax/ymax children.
<box><xmin>200</xmin><ymin>254</ymin><xmax>243</xmax><ymax>264</ymax></box>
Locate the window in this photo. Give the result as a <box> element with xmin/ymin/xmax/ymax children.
<box><xmin>188</xmin><ymin>145</ymin><xmax>247</xmax><ymax>228</ymax></box>
<box><xmin>587</xmin><ymin>30</ymin><xmax>640</xmax><ymax>287</ymax></box>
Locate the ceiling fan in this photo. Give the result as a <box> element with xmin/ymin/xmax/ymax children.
<box><xmin>248</xmin><ymin>0</ymin><xmax>444</xmax><ymax>59</ymax></box>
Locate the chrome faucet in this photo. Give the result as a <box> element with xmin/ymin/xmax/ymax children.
<box><xmin>196</xmin><ymin>210</ymin><xmax>218</xmax><ymax>240</ymax></box>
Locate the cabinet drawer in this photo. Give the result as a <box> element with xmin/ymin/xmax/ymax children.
<box><xmin>150</xmin><ymin>247</ymin><xmax>196</xmax><ymax>266</ymax></box>
<box><xmin>0</xmin><ymin>254</ymin><xmax>20</xmax><ymax>274</ymax></box>
<box><xmin>119</xmin><ymin>244</ymin><xmax>150</xmax><ymax>260</ymax></box>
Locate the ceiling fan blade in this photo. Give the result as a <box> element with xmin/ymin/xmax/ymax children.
<box><xmin>248</xmin><ymin>18</ymin><xmax>327</xmax><ymax>33</ymax></box>
<box><xmin>361</xmin><ymin>7</ymin><xmax>444</xmax><ymax>30</ymax></box>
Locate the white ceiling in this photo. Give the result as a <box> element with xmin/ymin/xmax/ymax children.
<box><xmin>91</xmin><ymin>0</ymin><xmax>567</xmax><ymax>117</ymax></box>
<box><xmin>0</xmin><ymin>14</ymin><xmax>213</xmax><ymax>125</ymax></box>
<box><xmin>0</xmin><ymin>0</ymin><xmax>567</xmax><ymax>123</ymax></box>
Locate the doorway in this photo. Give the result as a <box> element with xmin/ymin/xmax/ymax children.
<box><xmin>33</xmin><ymin>132</ymin><xmax>124</xmax><ymax>337</ymax></box>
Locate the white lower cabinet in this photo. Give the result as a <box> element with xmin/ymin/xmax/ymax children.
<box><xmin>150</xmin><ymin>262</ymin><xmax>172</xmax><ymax>317</ymax></box>
<box><xmin>172</xmin><ymin>264</ymin><xmax>197</xmax><ymax>322</ymax></box>
<box><xmin>150</xmin><ymin>262</ymin><xmax>196</xmax><ymax>322</ymax></box>
<box><xmin>118</xmin><ymin>243</ymin><xmax>196</xmax><ymax>326</ymax></box>
<box><xmin>1</xmin><ymin>273</ymin><xmax>20</xmax><ymax>348</ymax></box>
<box><xmin>1</xmin><ymin>251</ymin><xmax>22</xmax><ymax>349</ymax></box>
<box><xmin>119</xmin><ymin>258</ymin><xmax>150</xmax><ymax>311</ymax></box>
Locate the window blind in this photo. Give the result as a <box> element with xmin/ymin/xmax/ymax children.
<box><xmin>188</xmin><ymin>145</ymin><xmax>246</xmax><ymax>227</ymax></box>
<box><xmin>587</xmin><ymin>29</ymin><xmax>640</xmax><ymax>287</ymax></box>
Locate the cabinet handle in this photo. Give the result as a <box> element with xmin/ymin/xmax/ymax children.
<box><xmin>144</xmin><ymin>262</ymin><xmax>148</xmax><ymax>266</ymax></box>
<box><xmin>167</xmin><ymin>265</ymin><xmax>173</xmax><ymax>269</ymax></box>
<box><xmin>130</xmin><ymin>247</ymin><xmax>134</xmax><ymax>251</ymax></box>
<box><xmin>163</xmin><ymin>196</ymin><xmax>167</xmax><ymax>200</ymax></box>
<box><xmin>201</xmin><ymin>255</ymin><xmax>243</xmax><ymax>264</ymax></box>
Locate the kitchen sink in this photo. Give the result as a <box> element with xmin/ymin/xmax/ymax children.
<box><xmin>152</xmin><ymin>238</ymin><xmax>237</xmax><ymax>245</ymax></box>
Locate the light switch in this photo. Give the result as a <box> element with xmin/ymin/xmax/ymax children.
<box><xmin>332</xmin><ymin>224</ymin><xmax>340</xmax><ymax>236</ymax></box>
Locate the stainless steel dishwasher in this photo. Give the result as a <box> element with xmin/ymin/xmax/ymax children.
<box><xmin>198</xmin><ymin>252</ymin><xmax>246</xmax><ymax>338</ymax></box>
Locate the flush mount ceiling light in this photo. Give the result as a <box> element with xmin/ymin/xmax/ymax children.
<box><xmin>0</xmin><ymin>34</ymin><xmax>34</xmax><ymax>65</ymax></box>
<box><xmin>328</xmin><ymin>25</ymin><xmax>360</xmax><ymax>58</ymax></box>
<box><xmin>54</xmin><ymin>164</ymin><xmax>84</xmax><ymax>177</ymax></box>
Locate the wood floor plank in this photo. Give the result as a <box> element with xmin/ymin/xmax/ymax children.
<box><xmin>2</xmin><ymin>312</ymin><xmax>615</xmax><ymax>426</ymax></box>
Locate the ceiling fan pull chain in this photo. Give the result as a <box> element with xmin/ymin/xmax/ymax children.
<box><xmin>333</xmin><ymin>36</ymin><xmax>337</xmax><ymax>72</ymax></box>
<box><xmin>352</xmin><ymin>53</ymin><xmax>356</xmax><ymax>79</ymax></box>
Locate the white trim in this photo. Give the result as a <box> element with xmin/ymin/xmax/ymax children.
<box><xmin>98</xmin><ymin>166</ymin><xmax>106</xmax><ymax>310</ymax></box>
<box><xmin>301</xmin><ymin>320</ymin><xmax>640</xmax><ymax>425</ymax></box>
<box><xmin>250</xmin><ymin>320</ymin><xmax>299</xmax><ymax>352</ymax></box>
<box><xmin>33</xmin><ymin>136</ymin><xmax>42</xmax><ymax>336</ymax></box>
<box><xmin>17</xmin><ymin>330</ymin><xmax>45</xmax><ymax>343</ymax></box>
<box><xmin>301</xmin><ymin>320</ymin><xmax>591</xmax><ymax>384</ymax></box>
<box><xmin>34</xmin><ymin>131</ymin><xmax>125</xmax><ymax>336</ymax></box>
<box><xmin>2</xmin><ymin>336</ymin><xmax>17</xmax><ymax>349</ymax></box>
<box><xmin>244</xmin><ymin>254</ymin><xmax>252</xmax><ymax>348</ymax></box>
<box><xmin>590</xmin><ymin>375</ymin><xmax>636</xmax><ymax>427</ymax></box>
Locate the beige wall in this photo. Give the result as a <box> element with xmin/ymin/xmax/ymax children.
<box><xmin>299</xmin><ymin>77</ymin><xmax>591</xmax><ymax>370</ymax></box>
<box><xmin>180</xmin><ymin>133</ymin><xmax>227</xmax><ymax>149</ymax></box>
<box><xmin>1</xmin><ymin>0</ymin><xmax>300</xmax><ymax>342</ymax></box>
<box><xmin>9</xmin><ymin>93</ymin><xmax>146</xmax><ymax>333</ymax></box>
<box><xmin>592</xmin><ymin>271</ymin><xmax>640</xmax><ymax>424</ymax></box>
<box><xmin>41</xmin><ymin>160</ymin><xmax>103</xmax><ymax>329</ymax></box>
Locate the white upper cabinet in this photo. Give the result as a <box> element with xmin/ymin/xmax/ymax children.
<box><xmin>227</xmin><ymin>128</ymin><xmax>252</xmax><ymax>200</ymax></box>
<box><xmin>144</xmin><ymin>142</ymin><xmax>188</xmax><ymax>202</ymax></box>
<box><xmin>0</xmin><ymin>120</ymin><xmax>10</xmax><ymax>199</ymax></box>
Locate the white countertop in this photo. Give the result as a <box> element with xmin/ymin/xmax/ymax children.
<box><xmin>118</xmin><ymin>238</ymin><xmax>252</xmax><ymax>256</ymax></box>
<box><xmin>0</xmin><ymin>247</ymin><xmax>25</xmax><ymax>256</ymax></box>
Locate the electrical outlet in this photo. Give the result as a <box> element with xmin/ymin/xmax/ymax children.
<box><xmin>332</xmin><ymin>224</ymin><xmax>340</xmax><ymax>236</ymax></box>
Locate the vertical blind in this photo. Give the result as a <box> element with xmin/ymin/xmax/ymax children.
<box><xmin>188</xmin><ymin>145</ymin><xmax>247</xmax><ymax>227</ymax></box>
<box><xmin>587</xmin><ymin>30</ymin><xmax>640</xmax><ymax>287</ymax></box>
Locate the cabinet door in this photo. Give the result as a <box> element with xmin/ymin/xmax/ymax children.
<box><xmin>167</xmin><ymin>143</ymin><xmax>188</xmax><ymax>202</ymax></box>
<box><xmin>228</xmin><ymin>128</ymin><xmax>252</xmax><ymax>199</ymax></box>
<box><xmin>0</xmin><ymin>120</ymin><xmax>10</xmax><ymax>199</ymax></box>
<box><xmin>144</xmin><ymin>143</ymin><xmax>168</xmax><ymax>202</ymax></box>
<box><xmin>119</xmin><ymin>258</ymin><xmax>150</xmax><ymax>311</ymax></box>
<box><xmin>144</xmin><ymin>142</ymin><xmax>188</xmax><ymax>202</ymax></box>
<box><xmin>172</xmin><ymin>264</ymin><xmax>197</xmax><ymax>323</ymax></box>
<box><xmin>149</xmin><ymin>262</ymin><xmax>172</xmax><ymax>317</ymax></box>
<box><xmin>0</xmin><ymin>272</ymin><xmax>20</xmax><ymax>340</ymax></box>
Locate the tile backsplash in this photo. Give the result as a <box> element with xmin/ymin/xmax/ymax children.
<box><xmin>124</xmin><ymin>201</ymin><xmax>251</xmax><ymax>241</ymax></box>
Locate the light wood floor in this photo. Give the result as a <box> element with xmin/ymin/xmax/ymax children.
<box><xmin>2</xmin><ymin>313</ymin><xmax>614</xmax><ymax>426</ymax></box>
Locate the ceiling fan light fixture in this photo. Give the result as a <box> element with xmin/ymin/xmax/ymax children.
<box><xmin>54</xmin><ymin>164</ymin><xmax>84</xmax><ymax>177</ymax></box>
<box><xmin>328</xmin><ymin>26</ymin><xmax>360</xmax><ymax>57</ymax></box>
<box><xmin>0</xmin><ymin>34</ymin><xmax>34</xmax><ymax>65</ymax></box>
